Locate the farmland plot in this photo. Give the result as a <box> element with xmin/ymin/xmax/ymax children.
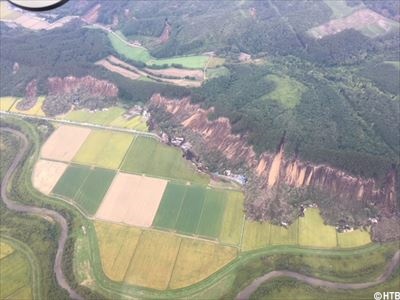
<box><xmin>32</xmin><ymin>159</ymin><xmax>68</xmax><ymax>195</ymax></box>
<box><xmin>219</xmin><ymin>191</ymin><xmax>244</xmax><ymax>245</ymax></box>
<box><xmin>51</xmin><ymin>164</ymin><xmax>91</xmax><ymax>200</ymax></box>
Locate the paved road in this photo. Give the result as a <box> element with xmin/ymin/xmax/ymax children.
<box><xmin>0</xmin><ymin>128</ymin><xmax>83</xmax><ymax>300</ymax></box>
<box><xmin>236</xmin><ymin>250</ymin><xmax>400</xmax><ymax>300</ymax></box>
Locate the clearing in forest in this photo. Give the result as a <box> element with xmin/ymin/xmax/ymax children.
<box><xmin>40</xmin><ymin>125</ymin><xmax>91</xmax><ymax>162</ymax></box>
<box><xmin>95</xmin><ymin>173</ymin><xmax>167</xmax><ymax>227</ymax></box>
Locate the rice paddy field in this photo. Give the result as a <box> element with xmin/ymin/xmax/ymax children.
<box><xmin>121</xmin><ymin>136</ymin><xmax>209</xmax><ymax>184</ymax></box>
<box><xmin>51</xmin><ymin>164</ymin><xmax>116</xmax><ymax>215</ymax></box>
<box><xmin>0</xmin><ymin>241</ymin><xmax>32</xmax><ymax>300</ymax></box>
<box><xmin>93</xmin><ymin>223</ymin><xmax>238</xmax><ymax>290</ymax></box>
<box><xmin>73</xmin><ymin>130</ymin><xmax>134</xmax><ymax>169</ymax></box>
<box><xmin>152</xmin><ymin>183</ymin><xmax>240</xmax><ymax>241</ymax></box>
<box><xmin>61</xmin><ymin>107</ymin><xmax>148</xmax><ymax>131</ymax></box>
<box><xmin>108</xmin><ymin>32</ymin><xmax>208</xmax><ymax>69</ymax></box>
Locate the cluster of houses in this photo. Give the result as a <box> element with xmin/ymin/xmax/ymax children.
<box><xmin>122</xmin><ymin>105</ymin><xmax>150</xmax><ymax>120</ymax></box>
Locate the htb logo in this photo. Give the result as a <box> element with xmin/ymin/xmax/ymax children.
<box><xmin>8</xmin><ymin>0</ymin><xmax>69</xmax><ymax>11</ymax></box>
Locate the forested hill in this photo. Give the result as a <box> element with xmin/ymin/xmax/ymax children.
<box><xmin>0</xmin><ymin>0</ymin><xmax>399</xmax><ymax>185</ymax></box>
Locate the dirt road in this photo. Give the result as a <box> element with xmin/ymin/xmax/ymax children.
<box><xmin>0</xmin><ymin>128</ymin><xmax>83</xmax><ymax>300</ymax></box>
<box><xmin>236</xmin><ymin>250</ymin><xmax>400</xmax><ymax>300</ymax></box>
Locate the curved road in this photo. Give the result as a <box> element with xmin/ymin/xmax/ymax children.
<box><xmin>236</xmin><ymin>250</ymin><xmax>400</xmax><ymax>300</ymax></box>
<box><xmin>1</xmin><ymin>128</ymin><xmax>83</xmax><ymax>300</ymax></box>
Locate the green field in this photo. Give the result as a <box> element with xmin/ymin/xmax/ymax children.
<box><xmin>197</xmin><ymin>189</ymin><xmax>227</xmax><ymax>238</ymax></box>
<box><xmin>337</xmin><ymin>229</ymin><xmax>371</xmax><ymax>248</ymax></box>
<box><xmin>74</xmin><ymin>168</ymin><xmax>116</xmax><ymax>215</ymax></box>
<box><xmin>242</xmin><ymin>221</ymin><xmax>271</xmax><ymax>251</ymax></box>
<box><xmin>154</xmin><ymin>184</ymin><xmax>242</xmax><ymax>240</ymax></box>
<box><xmin>299</xmin><ymin>208</ymin><xmax>338</xmax><ymax>248</ymax></box>
<box><xmin>152</xmin><ymin>182</ymin><xmax>186</xmax><ymax>229</ymax></box>
<box><xmin>264</xmin><ymin>74</ymin><xmax>306</xmax><ymax>108</ymax></box>
<box><xmin>121</xmin><ymin>136</ymin><xmax>209</xmax><ymax>184</ymax></box>
<box><xmin>73</xmin><ymin>130</ymin><xmax>134</xmax><ymax>169</ymax></box>
<box><xmin>270</xmin><ymin>220</ymin><xmax>299</xmax><ymax>245</ymax></box>
<box><xmin>108</xmin><ymin>32</ymin><xmax>208</xmax><ymax>69</ymax></box>
<box><xmin>52</xmin><ymin>164</ymin><xmax>91</xmax><ymax>199</ymax></box>
<box><xmin>62</xmin><ymin>107</ymin><xmax>148</xmax><ymax>131</ymax></box>
<box><xmin>175</xmin><ymin>185</ymin><xmax>206</xmax><ymax>235</ymax></box>
<box><xmin>219</xmin><ymin>191</ymin><xmax>244</xmax><ymax>245</ymax></box>
<box><xmin>0</xmin><ymin>243</ymin><xmax>32</xmax><ymax>300</ymax></box>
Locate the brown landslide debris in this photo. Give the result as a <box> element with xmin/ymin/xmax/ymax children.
<box><xmin>149</xmin><ymin>94</ymin><xmax>398</xmax><ymax>217</ymax></box>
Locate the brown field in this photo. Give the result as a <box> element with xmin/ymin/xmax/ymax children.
<box><xmin>144</xmin><ymin>68</ymin><xmax>204</xmax><ymax>80</ymax></box>
<box><xmin>310</xmin><ymin>8</ymin><xmax>396</xmax><ymax>38</ymax></box>
<box><xmin>40</xmin><ymin>125</ymin><xmax>91</xmax><ymax>162</ymax></box>
<box><xmin>95</xmin><ymin>60</ymin><xmax>140</xmax><ymax>80</ymax></box>
<box><xmin>95</xmin><ymin>173</ymin><xmax>167</xmax><ymax>227</ymax></box>
<box><xmin>104</xmin><ymin>55</ymin><xmax>202</xmax><ymax>87</ymax></box>
<box><xmin>124</xmin><ymin>231</ymin><xmax>181</xmax><ymax>290</ymax></box>
<box><xmin>169</xmin><ymin>239</ymin><xmax>237</xmax><ymax>289</ymax></box>
<box><xmin>32</xmin><ymin>159</ymin><xmax>68</xmax><ymax>195</ymax></box>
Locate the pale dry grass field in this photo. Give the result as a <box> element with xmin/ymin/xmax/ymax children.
<box><xmin>40</xmin><ymin>125</ymin><xmax>91</xmax><ymax>162</ymax></box>
<box><xmin>95</xmin><ymin>173</ymin><xmax>167</xmax><ymax>227</ymax></box>
<box><xmin>32</xmin><ymin>159</ymin><xmax>68</xmax><ymax>195</ymax></box>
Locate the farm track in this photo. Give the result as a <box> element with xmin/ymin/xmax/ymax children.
<box><xmin>236</xmin><ymin>250</ymin><xmax>400</xmax><ymax>300</ymax></box>
<box><xmin>0</xmin><ymin>128</ymin><xmax>83</xmax><ymax>300</ymax></box>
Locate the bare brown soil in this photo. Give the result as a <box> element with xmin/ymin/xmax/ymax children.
<box><xmin>40</xmin><ymin>125</ymin><xmax>91</xmax><ymax>162</ymax></box>
<box><xmin>82</xmin><ymin>4</ymin><xmax>101</xmax><ymax>24</ymax></box>
<box><xmin>311</xmin><ymin>9</ymin><xmax>395</xmax><ymax>38</ymax></box>
<box><xmin>95</xmin><ymin>173</ymin><xmax>167</xmax><ymax>227</ymax></box>
<box><xmin>95</xmin><ymin>60</ymin><xmax>141</xmax><ymax>80</ymax></box>
<box><xmin>144</xmin><ymin>68</ymin><xmax>204</xmax><ymax>81</ymax></box>
<box><xmin>32</xmin><ymin>159</ymin><xmax>68</xmax><ymax>195</ymax></box>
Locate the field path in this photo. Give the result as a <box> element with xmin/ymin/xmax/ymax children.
<box><xmin>0</xmin><ymin>128</ymin><xmax>83</xmax><ymax>300</ymax></box>
<box><xmin>236</xmin><ymin>249</ymin><xmax>400</xmax><ymax>300</ymax></box>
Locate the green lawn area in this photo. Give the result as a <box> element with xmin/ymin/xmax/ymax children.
<box><xmin>298</xmin><ymin>208</ymin><xmax>338</xmax><ymax>248</ymax></box>
<box><xmin>108</xmin><ymin>32</ymin><xmax>208</xmax><ymax>69</ymax></box>
<box><xmin>73</xmin><ymin>130</ymin><xmax>134</xmax><ymax>169</ymax></box>
<box><xmin>152</xmin><ymin>182</ymin><xmax>186</xmax><ymax>229</ymax></box>
<box><xmin>52</xmin><ymin>164</ymin><xmax>91</xmax><ymax>199</ymax></box>
<box><xmin>109</xmin><ymin>115</ymin><xmax>148</xmax><ymax>131</ymax></box>
<box><xmin>219</xmin><ymin>191</ymin><xmax>244</xmax><ymax>245</ymax></box>
<box><xmin>323</xmin><ymin>0</ymin><xmax>361</xmax><ymax>18</ymax></box>
<box><xmin>0</xmin><ymin>247</ymin><xmax>32</xmax><ymax>299</ymax></box>
<box><xmin>109</xmin><ymin>33</ymin><xmax>152</xmax><ymax>63</ymax></box>
<box><xmin>175</xmin><ymin>185</ymin><xmax>206</xmax><ymax>235</ymax></box>
<box><xmin>74</xmin><ymin>168</ymin><xmax>116</xmax><ymax>215</ymax></box>
<box><xmin>263</xmin><ymin>74</ymin><xmax>306</xmax><ymax>108</ymax></box>
<box><xmin>337</xmin><ymin>229</ymin><xmax>371</xmax><ymax>248</ymax></box>
<box><xmin>197</xmin><ymin>189</ymin><xmax>227</xmax><ymax>238</ymax></box>
<box><xmin>270</xmin><ymin>220</ymin><xmax>298</xmax><ymax>245</ymax></box>
<box><xmin>121</xmin><ymin>136</ymin><xmax>209</xmax><ymax>184</ymax></box>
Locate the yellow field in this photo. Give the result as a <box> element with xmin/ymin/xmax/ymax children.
<box><xmin>0</xmin><ymin>242</ymin><xmax>14</xmax><ymax>259</ymax></box>
<box><xmin>337</xmin><ymin>229</ymin><xmax>371</xmax><ymax>248</ymax></box>
<box><xmin>299</xmin><ymin>208</ymin><xmax>338</xmax><ymax>248</ymax></box>
<box><xmin>0</xmin><ymin>97</ymin><xmax>17</xmax><ymax>111</ymax></box>
<box><xmin>124</xmin><ymin>231</ymin><xmax>181</xmax><ymax>290</ymax></box>
<box><xmin>109</xmin><ymin>115</ymin><xmax>148</xmax><ymax>131</ymax></box>
<box><xmin>73</xmin><ymin>130</ymin><xmax>134</xmax><ymax>169</ymax></box>
<box><xmin>241</xmin><ymin>221</ymin><xmax>271</xmax><ymax>251</ymax></box>
<box><xmin>0</xmin><ymin>2</ymin><xmax>22</xmax><ymax>20</ymax></box>
<box><xmin>169</xmin><ymin>239</ymin><xmax>237</xmax><ymax>289</ymax></box>
<box><xmin>63</xmin><ymin>107</ymin><xmax>125</xmax><ymax>125</ymax></box>
<box><xmin>10</xmin><ymin>96</ymin><xmax>45</xmax><ymax>116</ymax></box>
<box><xmin>95</xmin><ymin>221</ymin><xmax>142</xmax><ymax>281</ymax></box>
